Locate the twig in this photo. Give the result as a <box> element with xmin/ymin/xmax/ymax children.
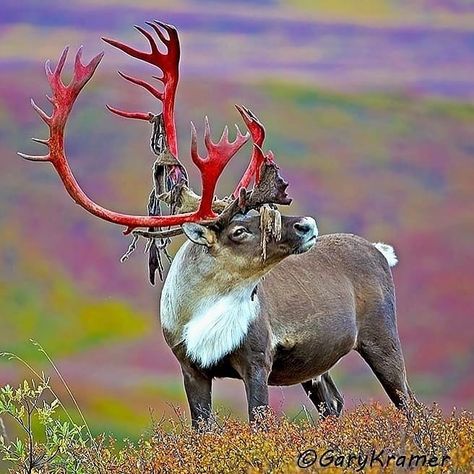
<box><xmin>29</xmin><ymin>342</ymin><xmax>92</xmax><ymax>442</ymax></box>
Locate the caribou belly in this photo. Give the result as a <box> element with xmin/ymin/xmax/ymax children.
<box><xmin>268</xmin><ymin>325</ymin><xmax>357</xmax><ymax>386</ymax></box>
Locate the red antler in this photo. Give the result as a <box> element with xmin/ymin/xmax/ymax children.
<box><xmin>102</xmin><ymin>21</ymin><xmax>180</xmax><ymax>159</ymax></box>
<box><xmin>191</xmin><ymin>118</ymin><xmax>249</xmax><ymax>218</ymax></box>
<box><xmin>233</xmin><ymin>105</ymin><xmax>273</xmax><ymax>198</ymax></box>
<box><xmin>17</xmin><ymin>46</ymin><xmax>248</xmax><ymax>233</ymax></box>
<box><xmin>19</xmin><ymin>21</ymin><xmax>291</xmax><ymax>240</ymax></box>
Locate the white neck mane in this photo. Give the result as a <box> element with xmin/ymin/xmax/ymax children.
<box><xmin>183</xmin><ymin>286</ymin><xmax>259</xmax><ymax>367</ymax></box>
<box><xmin>160</xmin><ymin>242</ymin><xmax>260</xmax><ymax>368</ymax></box>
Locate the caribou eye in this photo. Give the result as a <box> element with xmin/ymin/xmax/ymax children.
<box><xmin>230</xmin><ymin>226</ymin><xmax>248</xmax><ymax>240</ymax></box>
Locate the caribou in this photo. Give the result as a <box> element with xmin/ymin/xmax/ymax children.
<box><xmin>20</xmin><ymin>21</ymin><xmax>413</xmax><ymax>427</ymax></box>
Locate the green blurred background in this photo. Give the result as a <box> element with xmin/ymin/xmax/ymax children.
<box><xmin>1</xmin><ymin>0</ymin><xmax>473</xmax><ymax>439</ymax></box>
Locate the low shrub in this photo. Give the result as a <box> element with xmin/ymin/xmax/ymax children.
<box><xmin>0</xmin><ymin>378</ymin><xmax>473</xmax><ymax>473</ymax></box>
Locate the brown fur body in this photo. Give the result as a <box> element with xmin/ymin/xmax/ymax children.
<box><xmin>162</xmin><ymin>229</ymin><xmax>411</xmax><ymax>425</ymax></box>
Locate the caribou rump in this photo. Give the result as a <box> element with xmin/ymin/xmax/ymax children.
<box><xmin>19</xmin><ymin>21</ymin><xmax>413</xmax><ymax>427</ymax></box>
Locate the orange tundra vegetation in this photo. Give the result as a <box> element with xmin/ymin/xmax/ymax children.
<box><xmin>1</xmin><ymin>380</ymin><xmax>473</xmax><ymax>473</ymax></box>
<box><xmin>93</xmin><ymin>402</ymin><xmax>474</xmax><ymax>473</ymax></box>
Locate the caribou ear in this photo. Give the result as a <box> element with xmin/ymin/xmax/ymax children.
<box><xmin>182</xmin><ymin>223</ymin><xmax>217</xmax><ymax>247</ymax></box>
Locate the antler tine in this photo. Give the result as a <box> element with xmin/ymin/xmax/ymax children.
<box><xmin>190</xmin><ymin>121</ymin><xmax>200</xmax><ymax>166</ymax></box>
<box><xmin>105</xmin><ymin>105</ymin><xmax>153</xmax><ymax>122</ymax></box>
<box><xmin>117</xmin><ymin>70</ymin><xmax>163</xmax><ymax>100</ymax></box>
<box><xmin>17</xmin><ymin>152</ymin><xmax>50</xmax><ymax>162</ymax></box>
<box><xmin>101</xmin><ymin>35</ymin><xmax>151</xmax><ymax>63</ymax></box>
<box><xmin>31</xmin><ymin>137</ymin><xmax>49</xmax><ymax>145</ymax></box>
<box><xmin>30</xmin><ymin>98</ymin><xmax>51</xmax><ymax>125</ymax></box>
<box><xmin>203</xmin><ymin>115</ymin><xmax>213</xmax><ymax>152</ymax></box>
<box><xmin>154</xmin><ymin>20</ymin><xmax>177</xmax><ymax>36</ymax></box>
<box><xmin>146</xmin><ymin>21</ymin><xmax>170</xmax><ymax>45</ymax></box>
<box><xmin>45</xmin><ymin>46</ymin><xmax>68</xmax><ymax>89</ymax></box>
<box><xmin>236</xmin><ymin>104</ymin><xmax>265</xmax><ymax>145</ymax></box>
<box><xmin>233</xmin><ymin>104</ymin><xmax>268</xmax><ymax>197</ymax></box>
<box><xmin>73</xmin><ymin>47</ymin><xmax>104</xmax><ymax>90</ymax></box>
<box><xmin>148</xmin><ymin>21</ymin><xmax>180</xmax><ymax>50</ymax></box>
<box><xmin>220</xmin><ymin>125</ymin><xmax>229</xmax><ymax>143</ymax></box>
<box><xmin>133</xmin><ymin>25</ymin><xmax>160</xmax><ymax>55</ymax></box>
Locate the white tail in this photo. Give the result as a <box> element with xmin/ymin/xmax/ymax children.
<box><xmin>373</xmin><ymin>242</ymin><xmax>398</xmax><ymax>267</ymax></box>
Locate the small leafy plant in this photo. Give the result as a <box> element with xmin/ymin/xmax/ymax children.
<box><xmin>0</xmin><ymin>378</ymin><xmax>88</xmax><ymax>473</ymax></box>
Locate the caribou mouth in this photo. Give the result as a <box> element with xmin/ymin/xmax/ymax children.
<box><xmin>292</xmin><ymin>235</ymin><xmax>317</xmax><ymax>255</ymax></box>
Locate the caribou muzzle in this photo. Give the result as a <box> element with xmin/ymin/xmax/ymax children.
<box><xmin>289</xmin><ymin>216</ymin><xmax>318</xmax><ymax>255</ymax></box>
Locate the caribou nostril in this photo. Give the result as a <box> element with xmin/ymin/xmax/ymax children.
<box><xmin>293</xmin><ymin>217</ymin><xmax>318</xmax><ymax>238</ymax></box>
<box><xmin>293</xmin><ymin>220</ymin><xmax>312</xmax><ymax>235</ymax></box>
<box><xmin>294</xmin><ymin>222</ymin><xmax>311</xmax><ymax>234</ymax></box>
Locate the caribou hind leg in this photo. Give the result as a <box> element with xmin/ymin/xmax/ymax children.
<box><xmin>302</xmin><ymin>372</ymin><xmax>344</xmax><ymax>417</ymax></box>
<box><xmin>357</xmin><ymin>340</ymin><xmax>411</xmax><ymax>408</ymax></box>
<box><xmin>356</xmin><ymin>304</ymin><xmax>412</xmax><ymax>409</ymax></box>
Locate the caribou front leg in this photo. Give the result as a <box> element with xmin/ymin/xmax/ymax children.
<box><xmin>232</xmin><ymin>344</ymin><xmax>272</xmax><ymax>422</ymax></box>
<box><xmin>244</xmin><ymin>364</ymin><xmax>270</xmax><ymax>422</ymax></box>
<box><xmin>181</xmin><ymin>365</ymin><xmax>212</xmax><ymax>429</ymax></box>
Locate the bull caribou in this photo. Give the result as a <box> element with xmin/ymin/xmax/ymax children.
<box><xmin>19</xmin><ymin>21</ymin><xmax>413</xmax><ymax>427</ymax></box>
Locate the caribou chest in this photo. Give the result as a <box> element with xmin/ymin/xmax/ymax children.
<box><xmin>160</xmin><ymin>243</ymin><xmax>260</xmax><ymax>368</ymax></box>
<box><xmin>182</xmin><ymin>287</ymin><xmax>260</xmax><ymax>367</ymax></box>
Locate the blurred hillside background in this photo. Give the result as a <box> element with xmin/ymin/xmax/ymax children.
<box><xmin>0</xmin><ymin>0</ymin><xmax>473</xmax><ymax>439</ymax></box>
